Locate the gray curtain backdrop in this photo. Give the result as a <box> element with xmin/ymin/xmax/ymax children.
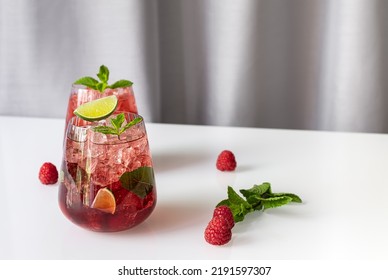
<box><xmin>1</xmin><ymin>0</ymin><xmax>388</xmax><ymax>133</ymax></box>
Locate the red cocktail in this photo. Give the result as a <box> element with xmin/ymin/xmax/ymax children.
<box><xmin>64</xmin><ymin>65</ymin><xmax>138</xmax><ymax>131</ymax></box>
<box><xmin>65</xmin><ymin>85</ymin><xmax>138</xmax><ymax>129</ymax></box>
<box><xmin>59</xmin><ymin>113</ymin><xmax>156</xmax><ymax>232</ymax></box>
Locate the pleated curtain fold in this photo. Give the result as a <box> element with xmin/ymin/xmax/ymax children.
<box><xmin>1</xmin><ymin>0</ymin><xmax>387</xmax><ymax>133</ymax></box>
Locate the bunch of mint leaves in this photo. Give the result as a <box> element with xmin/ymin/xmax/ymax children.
<box><xmin>217</xmin><ymin>182</ymin><xmax>302</xmax><ymax>223</ymax></box>
<box><xmin>92</xmin><ymin>113</ymin><xmax>142</xmax><ymax>138</ymax></box>
<box><xmin>74</xmin><ymin>65</ymin><xmax>133</xmax><ymax>93</ymax></box>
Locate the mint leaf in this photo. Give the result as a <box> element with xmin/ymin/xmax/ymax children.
<box><xmin>95</xmin><ymin>82</ymin><xmax>106</xmax><ymax>93</ymax></box>
<box><xmin>240</xmin><ymin>182</ymin><xmax>273</xmax><ymax>207</ymax></box>
<box><xmin>111</xmin><ymin>113</ymin><xmax>125</xmax><ymax>130</ymax></box>
<box><xmin>227</xmin><ymin>186</ymin><xmax>249</xmax><ymax>206</ymax></box>
<box><xmin>240</xmin><ymin>193</ymin><xmax>261</xmax><ymax>207</ymax></box>
<box><xmin>119</xmin><ymin>167</ymin><xmax>155</xmax><ymax>198</ymax></box>
<box><xmin>229</xmin><ymin>203</ymin><xmax>252</xmax><ymax>223</ymax></box>
<box><xmin>258</xmin><ymin>196</ymin><xmax>293</xmax><ymax>209</ymax></box>
<box><xmin>120</xmin><ymin>117</ymin><xmax>142</xmax><ymax>134</ymax></box>
<box><xmin>240</xmin><ymin>182</ymin><xmax>271</xmax><ymax>199</ymax></box>
<box><xmin>92</xmin><ymin>126</ymin><xmax>118</xmax><ymax>136</ymax></box>
<box><xmin>74</xmin><ymin>76</ymin><xmax>99</xmax><ymax>88</ymax></box>
<box><xmin>108</xmin><ymin>79</ymin><xmax>133</xmax><ymax>89</ymax></box>
<box><xmin>269</xmin><ymin>193</ymin><xmax>302</xmax><ymax>203</ymax></box>
<box><xmin>217</xmin><ymin>199</ymin><xmax>230</xmax><ymax>207</ymax></box>
<box><xmin>97</xmin><ymin>65</ymin><xmax>109</xmax><ymax>83</ymax></box>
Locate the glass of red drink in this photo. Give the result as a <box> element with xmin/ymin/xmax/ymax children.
<box><xmin>59</xmin><ymin>113</ymin><xmax>156</xmax><ymax>232</ymax></box>
<box><xmin>64</xmin><ymin>84</ymin><xmax>138</xmax><ymax>131</ymax></box>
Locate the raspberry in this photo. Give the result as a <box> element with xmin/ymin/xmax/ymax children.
<box><xmin>204</xmin><ymin>216</ymin><xmax>232</xmax><ymax>245</ymax></box>
<box><xmin>39</xmin><ymin>162</ymin><xmax>58</xmax><ymax>185</ymax></box>
<box><xmin>213</xmin><ymin>205</ymin><xmax>235</xmax><ymax>228</ymax></box>
<box><xmin>216</xmin><ymin>150</ymin><xmax>236</xmax><ymax>171</ymax></box>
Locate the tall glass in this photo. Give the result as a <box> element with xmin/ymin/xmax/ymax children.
<box><xmin>64</xmin><ymin>84</ymin><xmax>138</xmax><ymax>131</ymax></box>
<box><xmin>59</xmin><ymin>113</ymin><xmax>156</xmax><ymax>232</ymax></box>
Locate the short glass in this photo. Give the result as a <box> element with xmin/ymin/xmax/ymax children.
<box><xmin>64</xmin><ymin>84</ymin><xmax>138</xmax><ymax>131</ymax></box>
<box><xmin>58</xmin><ymin>113</ymin><xmax>156</xmax><ymax>232</ymax></box>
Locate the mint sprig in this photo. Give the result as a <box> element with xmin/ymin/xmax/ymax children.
<box><xmin>217</xmin><ymin>182</ymin><xmax>302</xmax><ymax>223</ymax></box>
<box><xmin>92</xmin><ymin>113</ymin><xmax>142</xmax><ymax>138</ymax></box>
<box><xmin>74</xmin><ymin>65</ymin><xmax>133</xmax><ymax>93</ymax></box>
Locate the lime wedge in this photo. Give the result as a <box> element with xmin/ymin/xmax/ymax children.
<box><xmin>73</xmin><ymin>95</ymin><xmax>118</xmax><ymax>121</ymax></box>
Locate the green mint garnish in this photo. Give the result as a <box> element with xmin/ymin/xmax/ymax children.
<box><xmin>74</xmin><ymin>65</ymin><xmax>133</xmax><ymax>93</ymax></box>
<box><xmin>217</xmin><ymin>182</ymin><xmax>302</xmax><ymax>223</ymax></box>
<box><xmin>96</xmin><ymin>65</ymin><xmax>109</xmax><ymax>83</ymax></box>
<box><xmin>74</xmin><ymin>77</ymin><xmax>99</xmax><ymax>88</ymax></box>
<box><xmin>107</xmin><ymin>80</ymin><xmax>133</xmax><ymax>89</ymax></box>
<box><xmin>119</xmin><ymin>166</ymin><xmax>154</xmax><ymax>198</ymax></box>
<box><xmin>92</xmin><ymin>113</ymin><xmax>142</xmax><ymax>138</ymax></box>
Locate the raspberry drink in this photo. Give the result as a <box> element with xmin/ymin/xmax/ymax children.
<box><xmin>64</xmin><ymin>65</ymin><xmax>138</xmax><ymax>131</ymax></box>
<box><xmin>59</xmin><ymin>113</ymin><xmax>156</xmax><ymax>232</ymax></box>
<box><xmin>65</xmin><ymin>85</ymin><xmax>138</xmax><ymax>128</ymax></box>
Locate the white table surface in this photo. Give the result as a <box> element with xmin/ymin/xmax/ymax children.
<box><xmin>1</xmin><ymin>115</ymin><xmax>388</xmax><ymax>260</ymax></box>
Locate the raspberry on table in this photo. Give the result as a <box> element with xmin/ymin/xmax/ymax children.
<box><xmin>39</xmin><ymin>162</ymin><xmax>58</xmax><ymax>185</ymax></box>
<box><xmin>216</xmin><ymin>150</ymin><xmax>237</xmax><ymax>171</ymax></box>
<box><xmin>213</xmin><ymin>205</ymin><xmax>235</xmax><ymax>228</ymax></box>
<box><xmin>204</xmin><ymin>216</ymin><xmax>232</xmax><ymax>245</ymax></box>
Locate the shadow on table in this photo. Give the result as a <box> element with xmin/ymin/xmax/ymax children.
<box><xmin>152</xmin><ymin>150</ymin><xmax>212</xmax><ymax>172</ymax></box>
<box><xmin>148</xmin><ymin>202</ymin><xmax>207</xmax><ymax>231</ymax></box>
<box><xmin>110</xmin><ymin>201</ymin><xmax>207</xmax><ymax>238</ymax></box>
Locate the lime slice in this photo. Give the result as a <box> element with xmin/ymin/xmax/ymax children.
<box><xmin>74</xmin><ymin>95</ymin><xmax>118</xmax><ymax>121</ymax></box>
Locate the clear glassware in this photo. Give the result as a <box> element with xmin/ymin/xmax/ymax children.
<box><xmin>64</xmin><ymin>84</ymin><xmax>138</xmax><ymax>131</ymax></box>
<box><xmin>58</xmin><ymin>113</ymin><xmax>156</xmax><ymax>232</ymax></box>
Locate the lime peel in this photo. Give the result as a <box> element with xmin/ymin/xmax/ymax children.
<box><xmin>73</xmin><ymin>95</ymin><xmax>118</xmax><ymax>121</ymax></box>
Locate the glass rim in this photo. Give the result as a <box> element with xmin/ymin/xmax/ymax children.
<box><xmin>66</xmin><ymin>112</ymin><xmax>146</xmax><ymax>145</ymax></box>
<box><xmin>65</xmin><ymin>118</ymin><xmax>90</xmax><ymax>142</ymax></box>
<box><xmin>68</xmin><ymin>112</ymin><xmax>143</xmax><ymax>125</ymax></box>
<box><xmin>71</xmin><ymin>83</ymin><xmax>133</xmax><ymax>90</ymax></box>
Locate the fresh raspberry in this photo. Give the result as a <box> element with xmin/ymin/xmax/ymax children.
<box><xmin>216</xmin><ymin>150</ymin><xmax>236</xmax><ymax>171</ymax></box>
<box><xmin>39</xmin><ymin>162</ymin><xmax>58</xmax><ymax>185</ymax></box>
<box><xmin>213</xmin><ymin>205</ymin><xmax>235</xmax><ymax>228</ymax></box>
<box><xmin>204</xmin><ymin>216</ymin><xmax>232</xmax><ymax>245</ymax></box>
